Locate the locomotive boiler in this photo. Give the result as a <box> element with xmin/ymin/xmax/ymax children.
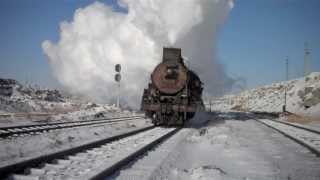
<box><xmin>141</xmin><ymin>47</ymin><xmax>203</xmax><ymax>126</ymax></box>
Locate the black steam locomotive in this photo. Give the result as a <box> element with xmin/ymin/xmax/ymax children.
<box><xmin>141</xmin><ymin>47</ymin><xmax>203</xmax><ymax>126</ymax></box>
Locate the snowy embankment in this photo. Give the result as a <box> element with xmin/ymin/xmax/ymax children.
<box><xmin>0</xmin><ymin>78</ymin><xmax>140</xmax><ymax>126</ymax></box>
<box><xmin>0</xmin><ymin>78</ymin><xmax>80</xmax><ymax>113</ymax></box>
<box><xmin>208</xmin><ymin>72</ymin><xmax>320</xmax><ymax>120</ymax></box>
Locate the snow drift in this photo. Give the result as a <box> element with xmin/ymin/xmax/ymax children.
<box><xmin>42</xmin><ymin>0</ymin><xmax>234</xmax><ymax>107</ymax></box>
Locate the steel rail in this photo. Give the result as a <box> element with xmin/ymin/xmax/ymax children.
<box><xmin>89</xmin><ymin>127</ymin><xmax>180</xmax><ymax>180</ymax></box>
<box><xmin>255</xmin><ymin>118</ymin><xmax>320</xmax><ymax>156</ymax></box>
<box><xmin>5</xmin><ymin>127</ymin><xmax>180</xmax><ymax>180</ymax></box>
<box><xmin>0</xmin><ymin>115</ymin><xmax>145</xmax><ymax>138</ymax></box>
<box><xmin>263</xmin><ymin>118</ymin><xmax>320</xmax><ymax>134</ymax></box>
<box><xmin>0</xmin><ymin>115</ymin><xmax>144</xmax><ymax>130</ymax></box>
<box><xmin>0</xmin><ymin>126</ymin><xmax>155</xmax><ymax>179</ymax></box>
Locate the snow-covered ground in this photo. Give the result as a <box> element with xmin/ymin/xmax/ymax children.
<box><xmin>0</xmin><ymin>104</ymin><xmax>141</xmax><ymax>128</ymax></box>
<box><xmin>0</xmin><ymin>78</ymin><xmax>141</xmax><ymax>127</ymax></box>
<box><xmin>207</xmin><ymin>72</ymin><xmax>320</xmax><ymax>122</ymax></box>
<box><xmin>0</xmin><ymin>117</ymin><xmax>152</xmax><ymax>168</ymax></box>
<box><xmin>0</xmin><ymin>78</ymin><xmax>154</xmax><ymax>173</ymax></box>
<box><xmin>1</xmin><ymin>77</ymin><xmax>319</xmax><ymax>180</ymax></box>
<box><xmin>1</xmin><ymin>112</ymin><xmax>319</xmax><ymax>179</ymax></box>
<box><xmin>0</xmin><ymin>78</ymin><xmax>81</xmax><ymax>114</ymax></box>
<box><xmin>150</xmin><ymin>112</ymin><xmax>320</xmax><ymax>180</ymax></box>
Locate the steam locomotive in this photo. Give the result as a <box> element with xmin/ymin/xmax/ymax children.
<box><xmin>141</xmin><ymin>47</ymin><xmax>203</xmax><ymax>126</ymax></box>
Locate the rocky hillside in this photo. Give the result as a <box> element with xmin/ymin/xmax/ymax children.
<box><xmin>208</xmin><ymin>72</ymin><xmax>320</xmax><ymax>120</ymax></box>
<box><xmin>0</xmin><ymin>78</ymin><xmax>141</xmax><ymax>127</ymax></box>
<box><xmin>0</xmin><ymin>78</ymin><xmax>79</xmax><ymax>113</ymax></box>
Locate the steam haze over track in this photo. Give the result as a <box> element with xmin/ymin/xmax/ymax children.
<box><xmin>42</xmin><ymin>0</ymin><xmax>234</xmax><ymax>107</ymax></box>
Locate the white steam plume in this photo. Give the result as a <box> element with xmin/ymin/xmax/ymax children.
<box><xmin>42</xmin><ymin>0</ymin><xmax>234</xmax><ymax>107</ymax></box>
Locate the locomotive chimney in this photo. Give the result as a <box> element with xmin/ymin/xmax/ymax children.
<box><xmin>162</xmin><ymin>47</ymin><xmax>183</xmax><ymax>63</ymax></box>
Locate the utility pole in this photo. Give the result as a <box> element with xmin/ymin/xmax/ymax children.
<box><xmin>286</xmin><ymin>57</ymin><xmax>289</xmax><ymax>82</ymax></box>
<box><xmin>303</xmin><ymin>43</ymin><xmax>312</xmax><ymax>109</ymax></box>
<box><xmin>283</xmin><ymin>57</ymin><xmax>289</xmax><ymax>112</ymax></box>
<box><xmin>304</xmin><ymin>42</ymin><xmax>311</xmax><ymax>77</ymax></box>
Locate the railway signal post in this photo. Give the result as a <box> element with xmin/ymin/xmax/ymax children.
<box><xmin>115</xmin><ymin>64</ymin><xmax>121</xmax><ymax>108</ymax></box>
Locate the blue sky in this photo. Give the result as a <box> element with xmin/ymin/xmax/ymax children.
<box><xmin>218</xmin><ymin>0</ymin><xmax>320</xmax><ymax>87</ymax></box>
<box><xmin>0</xmin><ymin>0</ymin><xmax>319</xmax><ymax>89</ymax></box>
<box><xmin>0</xmin><ymin>0</ymin><xmax>121</xmax><ymax>88</ymax></box>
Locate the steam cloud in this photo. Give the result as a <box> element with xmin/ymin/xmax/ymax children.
<box><xmin>42</xmin><ymin>0</ymin><xmax>234</xmax><ymax>107</ymax></box>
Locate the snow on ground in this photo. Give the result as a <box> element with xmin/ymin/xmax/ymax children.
<box><xmin>1</xmin><ymin>112</ymin><xmax>319</xmax><ymax>179</ymax></box>
<box><xmin>0</xmin><ymin>78</ymin><xmax>141</xmax><ymax>127</ymax></box>
<box><xmin>151</xmin><ymin>112</ymin><xmax>320</xmax><ymax>180</ymax></box>
<box><xmin>0</xmin><ymin>78</ymin><xmax>80</xmax><ymax>113</ymax></box>
<box><xmin>0</xmin><ymin>104</ymin><xmax>139</xmax><ymax>127</ymax></box>
<box><xmin>1</xmin><ymin>77</ymin><xmax>319</xmax><ymax>179</ymax></box>
<box><xmin>0</xmin><ymin>78</ymin><xmax>152</xmax><ymax>169</ymax></box>
<box><xmin>50</xmin><ymin>104</ymin><xmax>140</xmax><ymax>122</ymax></box>
<box><xmin>108</xmin><ymin>127</ymin><xmax>193</xmax><ymax>180</ymax></box>
<box><xmin>0</xmin><ymin>117</ymin><xmax>152</xmax><ymax>168</ymax></box>
<box><xmin>207</xmin><ymin>72</ymin><xmax>320</xmax><ymax>122</ymax></box>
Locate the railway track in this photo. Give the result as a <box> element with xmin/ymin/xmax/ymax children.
<box><xmin>0</xmin><ymin>126</ymin><xmax>180</xmax><ymax>179</ymax></box>
<box><xmin>255</xmin><ymin>118</ymin><xmax>320</xmax><ymax>156</ymax></box>
<box><xmin>0</xmin><ymin>115</ymin><xmax>145</xmax><ymax>139</ymax></box>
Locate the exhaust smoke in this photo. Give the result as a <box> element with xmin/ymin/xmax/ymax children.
<box><xmin>42</xmin><ymin>0</ymin><xmax>234</xmax><ymax>107</ymax></box>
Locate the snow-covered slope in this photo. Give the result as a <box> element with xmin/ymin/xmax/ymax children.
<box><xmin>0</xmin><ymin>78</ymin><xmax>141</xmax><ymax>126</ymax></box>
<box><xmin>208</xmin><ymin>72</ymin><xmax>320</xmax><ymax>119</ymax></box>
<box><xmin>0</xmin><ymin>78</ymin><xmax>80</xmax><ymax>113</ymax></box>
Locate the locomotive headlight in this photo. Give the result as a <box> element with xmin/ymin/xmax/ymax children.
<box><xmin>165</xmin><ymin>67</ymin><xmax>178</xmax><ymax>80</ymax></box>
